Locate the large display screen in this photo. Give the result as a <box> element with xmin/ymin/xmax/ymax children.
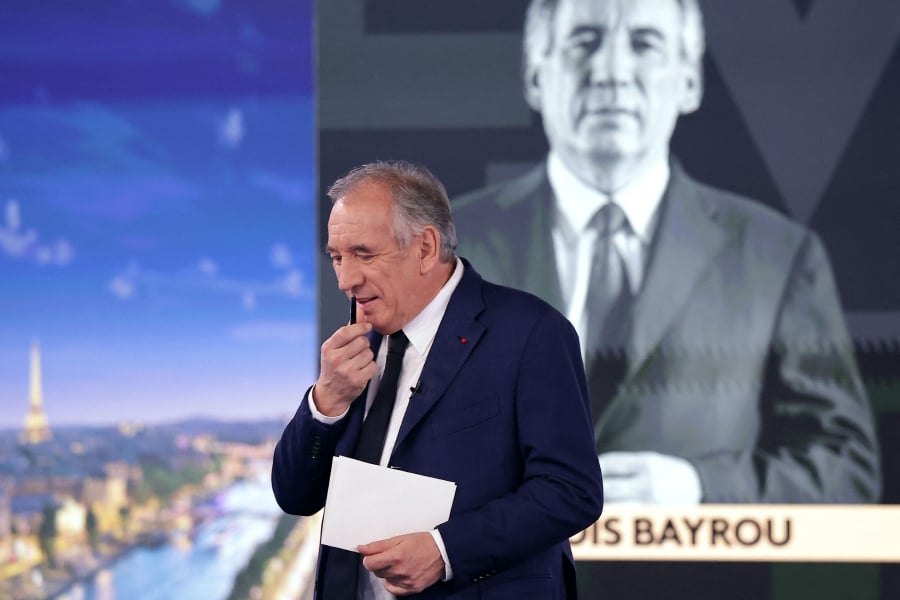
<box><xmin>315</xmin><ymin>1</ymin><xmax>899</xmax><ymax>598</ymax></box>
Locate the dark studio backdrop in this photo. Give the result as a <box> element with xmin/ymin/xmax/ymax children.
<box><xmin>316</xmin><ymin>1</ymin><xmax>900</xmax><ymax>599</ymax></box>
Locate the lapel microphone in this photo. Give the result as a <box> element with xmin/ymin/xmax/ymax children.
<box><xmin>409</xmin><ymin>380</ymin><xmax>422</xmax><ymax>395</ymax></box>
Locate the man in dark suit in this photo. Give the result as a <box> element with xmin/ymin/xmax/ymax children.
<box><xmin>453</xmin><ymin>0</ymin><xmax>880</xmax><ymax>504</ymax></box>
<box><xmin>272</xmin><ymin>161</ymin><xmax>604</xmax><ymax>599</ymax></box>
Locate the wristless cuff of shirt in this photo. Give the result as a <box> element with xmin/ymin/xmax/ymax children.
<box><xmin>308</xmin><ymin>384</ymin><xmax>349</xmax><ymax>424</ymax></box>
<box><xmin>430</xmin><ymin>529</ymin><xmax>453</xmax><ymax>581</ymax></box>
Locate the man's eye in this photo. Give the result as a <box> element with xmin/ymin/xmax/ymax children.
<box><xmin>632</xmin><ymin>40</ymin><xmax>652</xmax><ymax>53</ymax></box>
<box><xmin>564</xmin><ymin>39</ymin><xmax>597</xmax><ymax>60</ymax></box>
<box><xmin>328</xmin><ymin>253</ymin><xmax>342</xmax><ymax>265</ymax></box>
<box><xmin>562</xmin><ymin>31</ymin><xmax>601</xmax><ymax>60</ymax></box>
<box><xmin>631</xmin><ymin>33</ymin><xmax>664</xmax><ymax>55</ymax></box>
<box><xmin>356</xmin><ymin>253</ymin><xmax>376</xmax><ymax>264</ymax></box>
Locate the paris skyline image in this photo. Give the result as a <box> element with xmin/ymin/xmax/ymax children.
<box><xmin>0</xmin><ymin>1</ymin><xmax>316</xmax><ymax>430</ymax></box>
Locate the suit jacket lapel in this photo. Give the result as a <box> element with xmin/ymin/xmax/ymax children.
<box><xmin>626</xmin><ymin>165</ymin><xmax>728</xmax><ymax>378</ymax></box>
<box><xmin>392</xmin><ymin>260</ymin><xmax>486</xmax><ymax>451</ymax></box>
<box><xmin>520</xmin><ymin>167</ymin><xmax>565</xmax><ymax>311</ymax></box>
<box><xmin>485</xmin><ymin>165</ymin><xmax>564</xmax><ymax>310</ymax></box>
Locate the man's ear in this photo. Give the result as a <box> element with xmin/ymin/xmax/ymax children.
<box><xmin>678</xmin><ymin>63</ymin><xmax>704</xmax><ymax>115</ymax></box>
<box><xmin>418</xmin><ymin>225</ymin><xmax>441</xmax><ymax>273</ymax></box>
<box><xmin>523</xmin><ymin>62</ymin><xmax>543</xmax><ymax>112</ymax></box>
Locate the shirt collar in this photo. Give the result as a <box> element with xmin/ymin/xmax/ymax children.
<box><xmin>399</xmin><ymin>257</ymin><xmax>464</xmax><ymax>355</ymax></box>
<box><xmin>547</xmin><ymin>152</ymin><xmax>669</xmax><ymax>244</ymax></box>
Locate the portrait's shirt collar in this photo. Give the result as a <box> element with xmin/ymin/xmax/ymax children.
<box><xmin>548</xmin><ymin>151</ymin><xmax>668</xmax><ymax>243</ymax></box>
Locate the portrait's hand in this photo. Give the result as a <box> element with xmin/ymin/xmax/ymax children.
<box><xmin>359</xmin><ymin>532</ymin><xmax>445</xmax><ymax>596</ymax></box>
<box><xmin>313</xmin><ymin>310</ymin><xmax>375</xmax><ymax>416</ymax></box>
<box><xmin>598</xmin><ymin>451</ymin><xmax>702</xmax><ymax>504</ymax></box>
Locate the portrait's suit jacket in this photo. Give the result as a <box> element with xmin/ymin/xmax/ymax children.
<box><xmin>272</xmin><ymin>260</ymin><xmax>604</xmax><ymax>599</ymax></box>
<box><xmin>452</xmin><ymin>163</ymin><xmax>881</xmax><ymax>503</ymax></box>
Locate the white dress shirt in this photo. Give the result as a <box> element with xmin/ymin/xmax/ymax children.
<box><xmin>310</xmin><ymin>257</ymin><xmax>465</xmax><ymax>599</ymax></box>
<box><xmin>547</xmin><ymin>152</ymin><xmax>668</xmax><ymax>354</ymax></box>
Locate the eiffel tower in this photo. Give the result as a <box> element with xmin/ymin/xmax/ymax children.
<box><xmin>21</xmin><ymin>340</ymin><xmax>51</xmax><ymax>445</ymax></box>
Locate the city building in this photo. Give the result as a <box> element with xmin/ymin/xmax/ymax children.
<box><xmin>21</xmin><ymin>341</ymin><xmax>51</xmax><ymax>445</ymax></box>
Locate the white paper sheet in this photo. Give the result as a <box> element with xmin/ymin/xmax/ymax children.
<box><xmin>321</xmin><ymin>455</ymin><xmax>457</xmax><ymax>552</ymax></box>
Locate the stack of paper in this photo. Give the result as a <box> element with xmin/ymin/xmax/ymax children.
<box><xmin>321</xmin><ymin>456</ymin><xmax>457</xmax><ymax>552</ymax></box>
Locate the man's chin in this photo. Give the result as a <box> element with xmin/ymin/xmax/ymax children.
<box><xmin>583</xmin><ymin>142</ymin><xmax>632</xmax><ymax>165</ymax></box>
<box><xmin>571</xmin><ymin>123</ymin><xmax>635</xmax><ymax>154</ymax></box>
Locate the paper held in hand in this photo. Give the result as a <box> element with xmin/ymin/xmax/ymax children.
<box><xmin>321</xmin><ymin>455</ymin><xmax>457</xmax><ymax>552</ymax></box>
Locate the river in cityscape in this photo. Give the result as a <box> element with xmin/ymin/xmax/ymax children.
<box><xmin>54</xmin><ymin>474</ymin><xmax>283</xmax><ymax>600</ymax></box>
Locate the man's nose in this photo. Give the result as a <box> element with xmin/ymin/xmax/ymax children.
<box><xmin>589</xmin><ymin>36</ymin><xmax>634</xmax><ymax>86</ymax></box>
<box><xmin>335</xmin><ymin>258</ymin><xmax>363</xmax><ymax>293</ymax></box>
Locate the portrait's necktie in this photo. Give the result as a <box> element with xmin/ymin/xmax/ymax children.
<box><xmin>584</xmin><ymin>202</ymin><xmax>633</xmax><ymax>429</ymax></box>
<box><xmin>321</xmin><ymin>330</ymin><xmax>410</xmax><ymax>599</ymax></box>
<box><xmin>585</xmin><ymin>201</ymin><xmax>633</xmax><ymax>359</ymax></box>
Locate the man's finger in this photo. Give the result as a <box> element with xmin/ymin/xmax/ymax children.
<box><xmin>599</xmin><ymin>451</ymin><xmax>646</xmax><ymax>475</ymax></box>
<box><xmin>358</xmin><ymin>534</ymin><xmax>401</xmax><ymax>556</ymax></box>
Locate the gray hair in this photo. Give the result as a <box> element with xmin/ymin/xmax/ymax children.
<box><xmin>523</xmin><ymin>0</ymin><xmax>706</xmax><ymax>89</ymax></box>
<box><xmin>327</xmin><ymin>160</ymin><xmax>458</xmax><ymax>263</ymax></box>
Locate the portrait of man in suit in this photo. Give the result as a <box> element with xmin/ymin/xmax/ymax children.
<box><xmin>452</xmin><ymin>0</ymin><xmax>881</xmax><ymax>504</ymax></box>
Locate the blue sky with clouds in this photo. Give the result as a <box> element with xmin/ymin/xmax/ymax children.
<box><xmin>0</xmin><ymin>1</ymin><xmax>316</xmax><ymax>427</ymax></box>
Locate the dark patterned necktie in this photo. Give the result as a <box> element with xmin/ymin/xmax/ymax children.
<box><xmin>584</xmin><ymin>202</ymin><xmax>633</xmax><ymax>430</ymax></box>
<box><xmin>353</xmin><ymin>330</ymin><xmax>410</xmax><ymax>463</ymax></box>
<box><xmin>320</xmin><ymin>330</ymin><xmax>410</xmax><ymax>598</ymax></box>
<box><xmin>585</xmin><ymin>202</ymin><xmax>632</xmax><ymax>360</ymax></box>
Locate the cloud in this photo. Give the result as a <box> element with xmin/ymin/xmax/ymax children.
<box><xmin>35</xmin><ymin>239</ymin><xmax>74</xmax><ymax>266</ymax></box>
<box><xmin>0</xmin><ymin>105</ymin><xmax>199</xmax><ymax>222</ymax></box>
<box><xmin>270</xmin><ymin>243</ymin><xmax>293</xmax><ymax>269</ymax></box>
<box><xmin>108</xmin><ymin>275</ymin><xmax>136</xmax><ymax>300</ymax></box>
<box><xmin>176</xmin><ymin>0</ymin><xmax>225</xmax><ymax>17</ymax></box>
<box><xmin>219</xmin><ymin>107</ymin><xmax>245</xmax><ymax>150</ymax></box>
<box><xmin>5</xmin><ymin>200</ymin><xmax>19</xmax><ymax>229</ymax></box>
<box><xmin>249</xmin><ymin>170</ymin><xmax>309</xmax><ymax>204</ymax></box>
<box><xmin>107</xmin><ymin>247</ymin><xmax>312</xmax><ymax>310</ymax></box>
<box><xmin>0</xmin><ymin>199</ymin><xmax>75</xmax><ymax>267</ymax></box>
<box><xmin>228</xmin><ymin>320</ymin><xmax>315</xmax><ymax>344</ymax></box>
<box><xmin>281</xmin><ymin>269</ymin><xmax>304</xmax><ymax>297</ymax></box>
<box><xmin>196</xmin><ymin>257</ymin><xmax>219</xmax><ymax>276</ymax></box>
<box><xmin>107</xmin><ymin>261</ymin><xmax>140</xmax><ymax>299</ymax></box>
<box><xmin>242</xmin><ymin>291</ymin><xmax>257</xmax><ymax>311</ymax></box>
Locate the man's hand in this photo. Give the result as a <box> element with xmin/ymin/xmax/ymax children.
<box><xmin>359</xmin><ymin>532</ymin><xmax>445</xmax><ymax>596</ymax></box>
<box><xmin>313</xmin><ymin>311</ymin><xmax>375</xmax><ymax>416</ymax></box>
<box><xmin>598</xmin><ymin>451</ymin><xmax>702</xmax><ymax>504</ymax></box>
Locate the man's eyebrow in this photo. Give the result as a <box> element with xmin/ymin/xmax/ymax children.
<box><xmin>325</xmin><ymin>244</ymin><xmax>374</xmax><ymax>254</ymax></box>
<box><xmin>630</xmin><ymin>26</ymin><xmax>666</xmax><ymax>42</ymax></box>
<box><xmin>567</xmin><ymin>24</ymin><xmax>603</xmax><ymax>38</ymax></box>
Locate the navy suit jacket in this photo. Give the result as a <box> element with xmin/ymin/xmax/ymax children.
<box><xmin>272</xmin><ymin>260</ymin><xmax>604</xmax><ymax>599</ymax></box>
<box><xmin>452</xmin><ymin>163</ymin><xmax>880</xmax><ymax>503</ymax></box>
